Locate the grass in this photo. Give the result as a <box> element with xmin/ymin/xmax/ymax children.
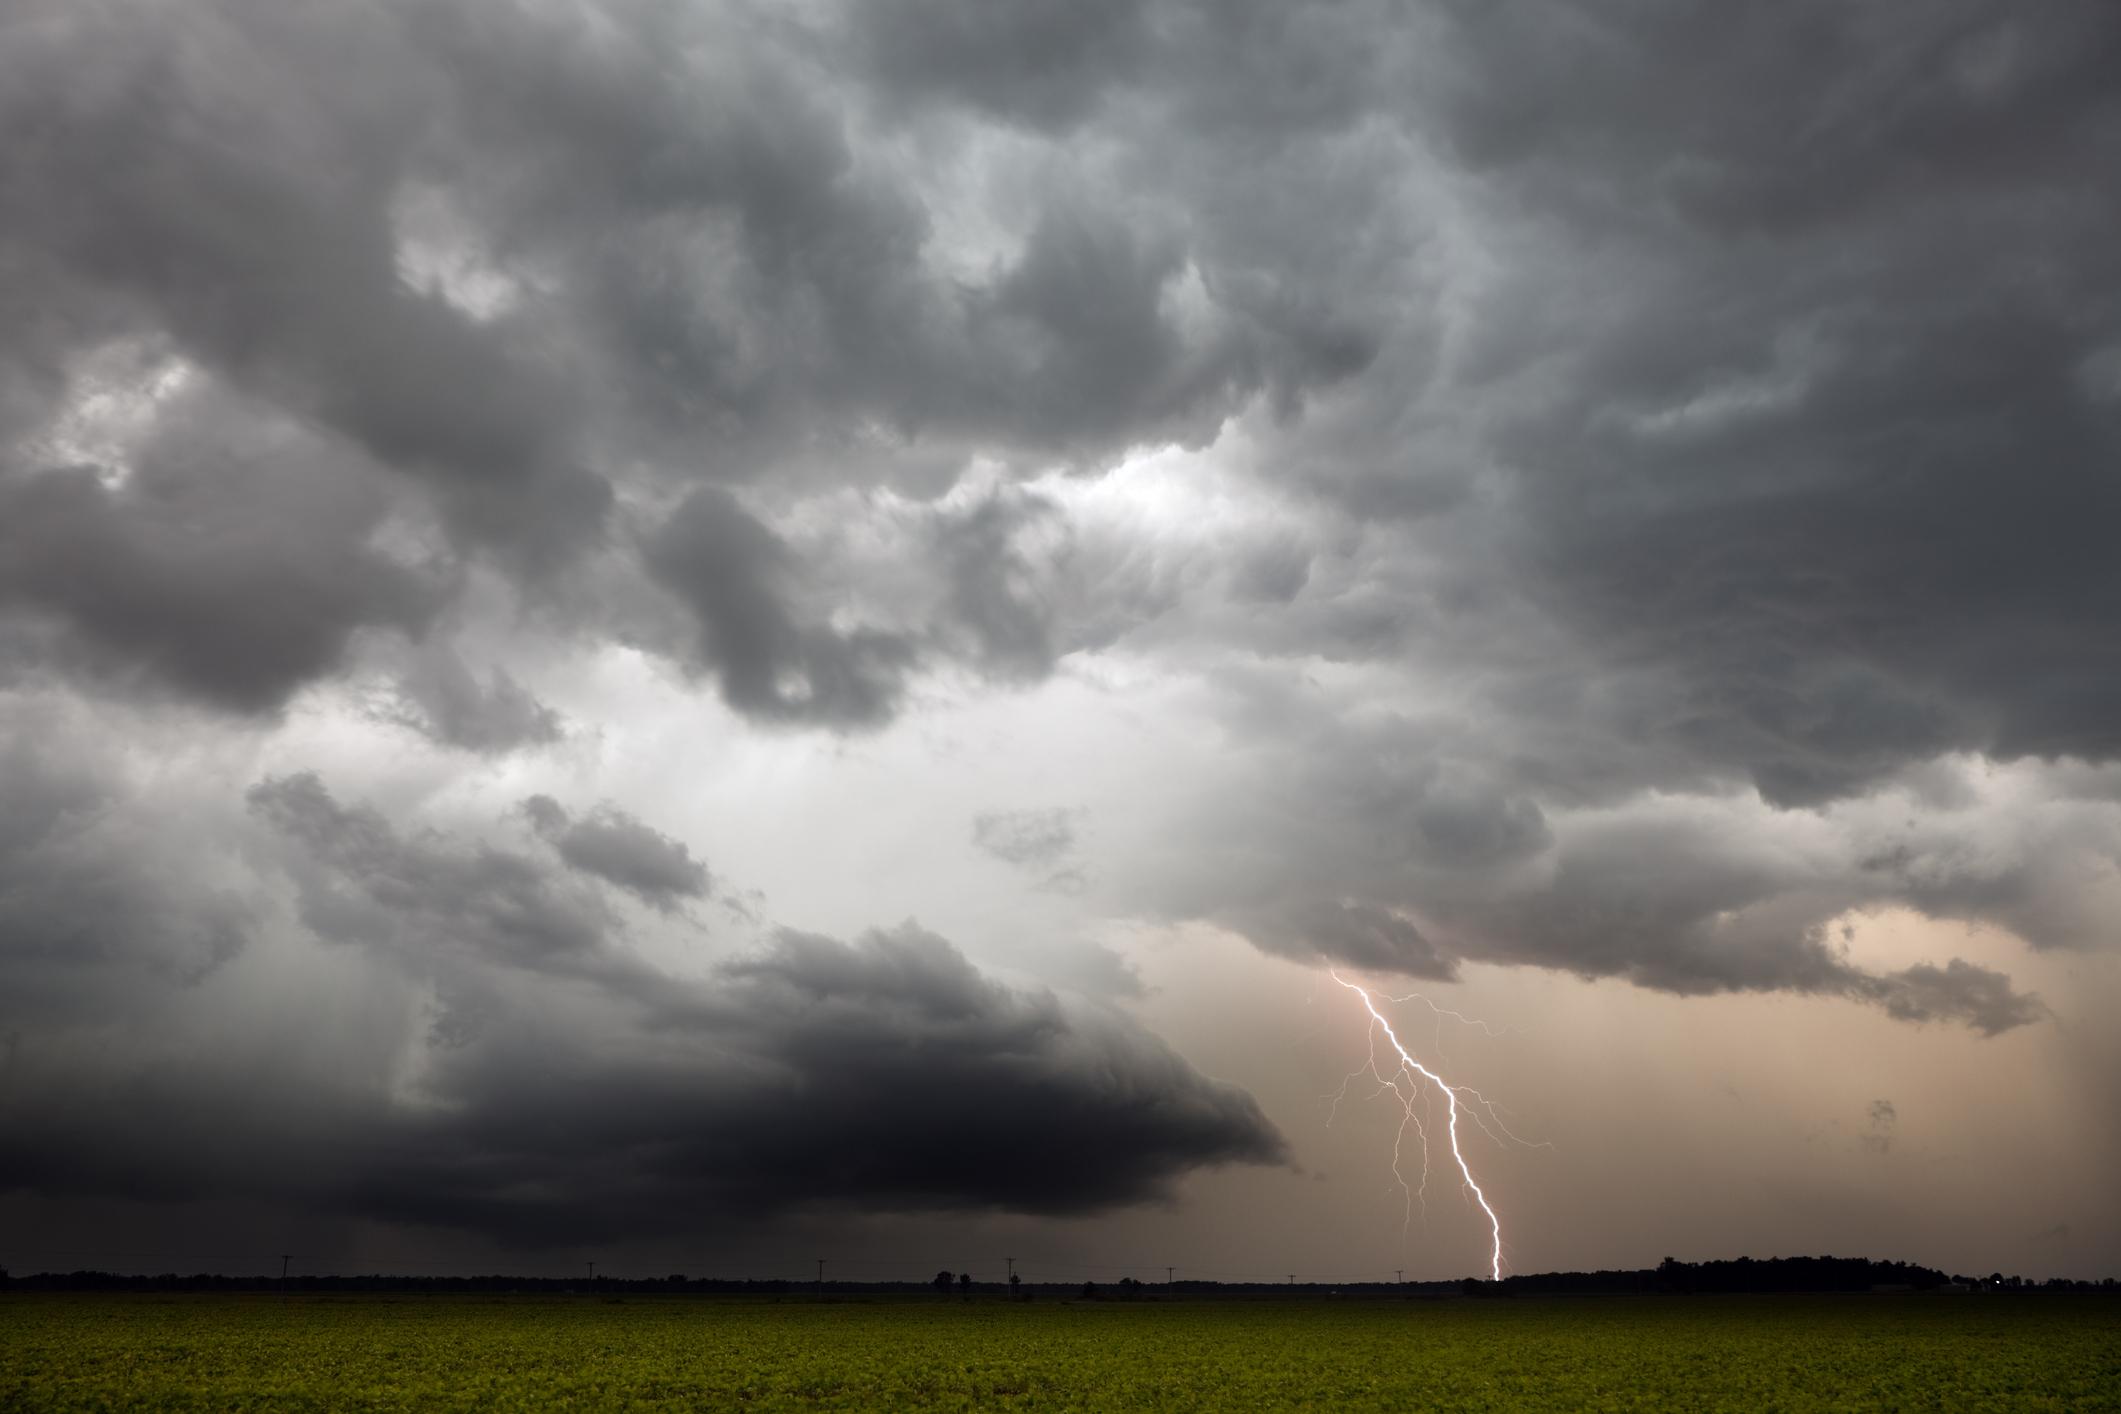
<box><xmin>4</xmin><ymin>1292</ymin><xmax>2117</xmax><ymax>1410</ymax></box>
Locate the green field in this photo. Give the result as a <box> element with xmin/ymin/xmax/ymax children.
<box><xmin>3</xmin><ymin>1293</ymin><xmax>2116</xmax><ymax>1411</ymax></box>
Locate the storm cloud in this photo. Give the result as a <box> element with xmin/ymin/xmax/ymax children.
<box><xmin>523</xmin><ymin>794</ymin><xmax>711</xmax><ymax>910</ymax></box>
<box><xmin>2</xmin><ymin>0</ymin><xmax>2117</xmax><ymax>1270</ymax></box>
<box><xmin>2</xmin><ymin>771</ymin><xmax>1285</xmax><ymax>1243</ymax></box>
<box><xmin>0</xmin><ymin>717</ymin><xmax>248</xmax><ymax>1024</ymax></box>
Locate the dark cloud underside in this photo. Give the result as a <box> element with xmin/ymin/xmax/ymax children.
<box><xmin>2</xmin><ymin>770</ymin><xmax>1284</xmax><ymax>1242</ymax></box>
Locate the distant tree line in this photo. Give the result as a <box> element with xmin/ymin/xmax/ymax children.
<box><xmin>1490</xmin><ymin>1257</ymin><xmax>2115</xmax><ymax>1297</ymax></box>
<box><xmin>1654</xmin><ymin>1255</ymin><xmax>1944</xmax><ymax>1294</ymax></box>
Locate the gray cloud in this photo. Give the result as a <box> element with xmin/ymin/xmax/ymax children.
<box><xmin>0</xmin><ymin>722</ymin><xmax>248</xmax><ymax>1025</ymax></box>
<box><xmin>847</xmin><ymin>0</ymin><xmax>1150</xmax><ymax>130</ymax></box>
<box><xmin>1115</xmin><ymin>691</ymin><xmax>2052</xmax><ymax>1031</ymax></box>
<box><xmin>645</xmin><ymin>487</ymin><xmax>916</xmax><ymax>727</ymax></box>
<box><xmin>386</xmin><ymin>646</ymin><xmax>563</xmax><ymax>753</ymax></box>
<box><xmin>973</xmin><ymin>807</ymin><xmax>1087</xmax><ymax>894</ymax></box>
<box><xmin>992</xmin><ymin>1</ymin><xmax>2114</xmax><ymax>1029</ymax></box>
<box><xmin>13</xmin><ymin>0</ymin><xmax>1350</xmax><ymax>725</ymax></box>
<box><xmin>3</xmin><ymin>774</ymin><xmax>1285</xmax><ymax>1243</ymax></box>
<box><xmin>673</xmin><ymin>924</ymin><xmax>1288</xmax><ymax>1216</ymax></box>
<box><xmin>972</xmin><ymin>807</ymin><xmax>1080</xmax><ymax>870</ymax></box>
<box><xmin>524</xmin><ymin>796</ymin><xmax>710</xmax><ymax>911</ymax></box>
<box><xmin>935</xmin><ymin>493</ymin><xmax>1063</xmax><ymax>681</ymax></box>
<box><xmin>0</xmin><ymin>0</ymin><xmax>1407</xmax><ymax>727</ymax></box>
<box><xmin>0</xmin><ymin>386</ymin><xmax>439</xmax><ymax>713</ymax></box>
<box><xmin>1864</xmin><ymin>1099</ymin><xmax>1897</xmax><ymax>1154</ymax></box>
<box><xmin>1424</xmin><ymin>3</ymin><xmax>2121</xmax><ymax>806</ymax></box>
<box><xmin>7</xmin><ymin>0</ymin><xmax>2109</xmax><ymax>776</ymax></box>
<box><xmin>0</xmin><ymin>3</ymin><xmax>607</xmax><ymax>561</ymax></box>
<box><xmin>247</xmin><ymin>774</ymin><xmax>624</xmax><ymax>982</ymax></box>
<box><xmin>1247</xmin><ymin>900</ymin><xmax>1458</xmax><ymax>982</ymax></box>
<box><xmin>1861</xmin><ymin>960</ymin><xmax>2049</xmax><ymax>1038</ymax></box>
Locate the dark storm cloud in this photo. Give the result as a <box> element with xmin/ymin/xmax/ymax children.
<box><xmin>523</xmin><ymin>795</ymin><xmax>710</xmax><ymax>910</ymax></box>
<box><xmin>0</xmin><ymin>0</ymin><xmax>1396</xmax><ymax>721</ymax></box>
<box><xmin>1417</xmin><ymin>1</ymin><xmax>2121</xmax><ymax>805</ymax></box>
<box><xmin>1004</xmin><ymin>0</ymin><xmax>2117</xmax><ymax>1027</ymax></box>
<box><xmin>0</xmin><ymin>3</ymin><xmax>607</xmax><ymax>559</ymax></box>
<box><xmin>247</xmin><ymin>773</ymin><xmax>623</xmax><ymax>978</ymax></box>
<box><xmin>1</xmin><ymin>0</ymin><xmax>1363</xmax><ymax>723</ymax></box>
<box><xmin>844</xmin><ymin>0</ymin><xmax>1417</xmax><ymax>143</ymax></box>
<box><xmin>2</xmin><ymin>0</ymin><xmax>2113</xmax><ymax>1114</ymax></box>
<box><xmin>1127</xmin><ymin>687</ymin><xmax>2053</xmax><ymax>1030</ymax></box>
<box><xmin>848</xmin><ymin>0</ymin><xmax>1150</xmax><ymax>129</ymax></box>
<box><xmin>406</xmin><ymin>0</ymin><xmax>1376</xmax><ymax>465</ymax></box>
<box><xmin>0</xmin><ymin>387</ymin><xmax>440</xmax><ymax>713</ymax></box>
<box><xmin>389</xmin><ymin>922</ymin><xmax>1278</xmax><ymax>1234</ymax></box>
<box><xmin>1</xmin><ymin>777</ymin><xmax>1285</xmax><ymax>1242</ymax></box>
<box><xmin>1861</xmin><ymin>960</ymin><xmax>2048</xmax><ymax>1038</ymax></box>
<box><xmin>645</xmin><ymin>487</ymin><xmax>916</xmax><ymax>727</ymax></box>
<box><xmin>936</xmin><ymin>493</ymin><xmax>1062</xmax><ymax>679</ymax></box>
<box><xmin>1255</xmin><ymin>900</ymin><xmax>1458</xmax><ymax>982</ymax></box>
<box><xmin>0</xmin><ymin>723</ymin><xmax>248</xmax><ymax>1024</ymax></box>
<box><xmin>632</xmin><ymin>923</ymin><xmax>1284</xmax><ymax>1220</ymax></box>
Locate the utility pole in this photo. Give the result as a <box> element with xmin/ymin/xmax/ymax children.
<box><xmin>1396</xmin><ymin>1269</ymin><xmax>1404</xmax><ymax>1287</ymax></box>
<box><xmin>281</xmin><ymin>1254</ymin><xmax>292</xmax><ymax>1282</ymax></box>
<box><xmin>1004</xmin><ymin>1256</ymin><xmax>1015</xmax><ymax>1282</ymax></box>
<box><xmin>1166</xmin><ymin>1266</ymin><xmax>1175</xmax><ymax>1287</ymax></box>
<box><xmin>1288</xmin><ymin>1274</ymin><xmax>1295</xmax><ymax>1288</ymax></box>
<box><xmin>815</xmin><ymin>1258</ymin><xmax>825</xmax><ymax>1300</ymax></box>
<box><xmin>587</xmin><ymin>1260</ymin><xmax>596</xmax><ymax>1286</ymax></box>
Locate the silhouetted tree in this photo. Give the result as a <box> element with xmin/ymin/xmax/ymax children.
<box><xmin>1009</xmin><ymin>1271</ymin><xmax>1022</xmax><ymax>1301</ymax></box>
<box><xmin>958</xmin><ymin>1271</ymin><xmax>973</xmax><ymax>1301</ymax></box>
<box><xmin>1080</xmin><ymin>1280</ymin><xmax>1097</xmax><ymax>1300</ymax></box>
<box><xmin>933</xmin><ymin>1270</ymin><xmax>954</xmax><ymax>1298</ymax></box>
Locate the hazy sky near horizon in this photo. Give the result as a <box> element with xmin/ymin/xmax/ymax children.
<box><xmin>4</xmin><ymin>0</ymin><xmax>2120</xmax><ymax>1282</ymax></box>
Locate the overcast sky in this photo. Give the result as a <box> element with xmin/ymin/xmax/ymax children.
<box><xmin>4</xmin><ymin>0</ymin><xmax>2119</xmax><ymax>1284</ymax></box>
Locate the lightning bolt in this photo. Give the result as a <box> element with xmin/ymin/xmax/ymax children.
<box><xmin>1329</xmin><ymin>968</ymin><xmax>1529</xmax><ymax>1282</ymax></box>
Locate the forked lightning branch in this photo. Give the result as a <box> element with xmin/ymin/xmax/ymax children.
<box><xmin>1330</xmin><ymin>970</ymin><xmax>1546</xmax><ymax>1282</ymax></box>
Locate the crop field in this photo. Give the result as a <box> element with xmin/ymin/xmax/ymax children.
<box><xmin>3</xmin><ymin>1292</ymin><xmax>2116</xmax><ymax>1411</ymax></box>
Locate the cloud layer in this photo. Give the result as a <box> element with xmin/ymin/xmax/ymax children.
<box><xmin>3</xmin><ymin>0</ymin><xmax>2118</xmax><ymax>1255</ymax></box>
<box><xmin>2</xmin><ymin>763</ymin><xmax>1284</xmax><ymax>1242</ymax></box>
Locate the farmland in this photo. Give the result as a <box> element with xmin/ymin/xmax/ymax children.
<box><xmin>3</xmin><ymin>1292</ymin><xmax>2116</xmax><ymax>1410</ymax></box>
